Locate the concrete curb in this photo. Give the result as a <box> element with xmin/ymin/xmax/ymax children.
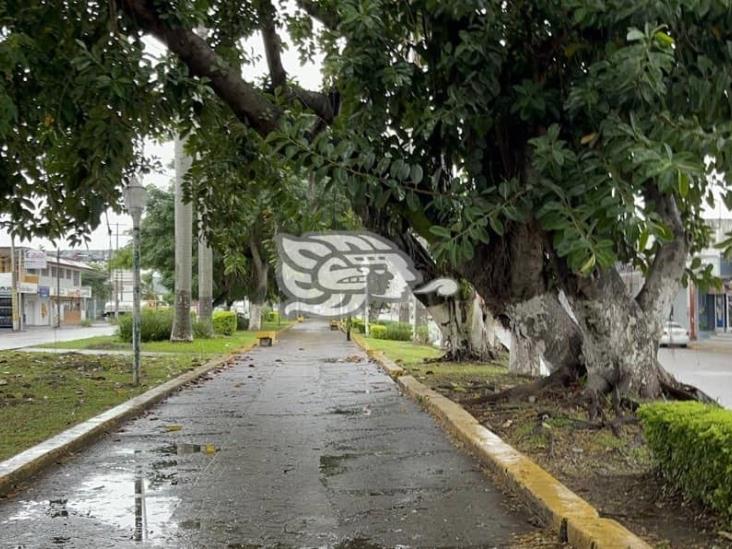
<box><xmin>354</xmin><ymin>337</ymin><xmax>651</xmax><ymax>549</ymax></box>
<box><xmin>0</xmin><ymin>340</ymin><xmax>258</xmax><ymax>498</ymax></box>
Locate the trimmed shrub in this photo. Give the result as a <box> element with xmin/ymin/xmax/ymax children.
<box><xmin>192</xmin><ymin>319</ymin><xmax>213</xmax><ymax>339</ymax></box>
<box><xmin>265</xmin><ymin>310</ymin><xmax>280</xmax><ymax>322</ymax></box>
<box><xmin>236</xmin><ymin>314</ymin><xmax>249</xmax><ymax>331</ymax></box>
<box><xmin>118</xmin><ymin>309</ymin><xmax>173</xmax><ymax>342</ymax></box>
<box><xmin>385</xmin><ymin>322</ymin><xmax>412</xmax><ymax>341</ymax></box>
<box><xmin>212</xmin><ymin>310</ymin><xmax>237</xmax><ymax>336</ymax></box>
<box><xmin>638</xmin><ymin>401</ymin><xmax>732</xmax><ymax>520</ymax></box>
<box><xmin>351</xmin><ymin>318</ymin><xmax>365</xmax><ymax>334</ymax></box>
<box><xmin>80</xmin><ymin>319</ymin><xmax>93</xmax><ymax>327</ymax></box>
<box><xmin>370</xmin><ymin>324</ymin><xmax>387</xmax><ymax>339</ymax></box>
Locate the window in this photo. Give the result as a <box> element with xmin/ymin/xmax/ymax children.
<box><xmin>50</xmin><ymin>266</ymin><xmax>56</xmax><ymax>278</ymax></box>
<box><xmin>73</xmin><ymin>271</ymin><xmax>80</xmax><ymax>285</ymax></box>
<box><xmin>66</xmin><ymin>268</ymin><xmax>71</xmax><ymax>280</ymax></box>
<box><xmin>26</xmin><ymin>268</ymin><xmax>37</xmax><ymax>275</ymax></box>
<box><xmin>42</xmin><ymin>268</ymin><xmax>48</xmax><ymax>277</ymax></box>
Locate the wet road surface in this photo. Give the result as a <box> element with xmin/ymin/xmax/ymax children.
<box><xmin>0</xmin><ymin>322</ymin><xmax>533</xmax><ymax>548</ymax></box>
<box><xmin>659</xmin><ymin>347</ymin><xmax>732</xmax><ymax>408</ymax></box>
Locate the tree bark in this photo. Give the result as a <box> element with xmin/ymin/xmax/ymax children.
<box><xmin>197</xmin><ymin>210</ymin><xmax>213</xmax><ymax>335</ymax></box>
<box><xmin>564</xmin><ymin>193</ymin><xmax>706</xmax><ymax>405</ymax></box>
<box><xmin>170</xmin><ymin>135</ymin><xmax>193</xmax><ymax>342</ymax></box>
<box><xmin>462</xmin><ymin>223</ymin><xmax>583</xmax><ymax>376</ymax></box>
<box><xmin>422</xmin><ymin>291</ymin><xmax>499</xmax><ymax>362</ymax></box>
<box><xmin>247</xmin><ymin>237</ymin><xmax>269</xmax><ymax>332</ymax></box>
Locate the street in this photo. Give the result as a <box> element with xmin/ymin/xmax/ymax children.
<box><xmin>0</xmin><ymin>322</ymin><xmax>533</xmax><ymax>548</ymax></box>
<box><xmin>659</xmin><ymin>347</ymin><xmax>732</xmax><ymax>408</ymax></box>
<box><xmin>0</xmin><ymin>324</ymin><xmax>115</xmax><ymax>351</ymax></box>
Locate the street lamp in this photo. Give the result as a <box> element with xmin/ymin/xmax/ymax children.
<box><xmin>123</xmin><ymin>177</ymin><xmax>147</xmax><ymax>386</ymax></box>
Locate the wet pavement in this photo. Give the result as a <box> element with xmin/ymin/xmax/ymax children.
<box><xmin>0</xmin><ymin>324</ymin><xmax>115</xmax><ymax>351</ymax></box>
<box><xmin>0</xmin><ymin>322</ymin><xmax>533</xmax><ymax>548</ymax></box>
<box><xmin>659</xmin><ymin>347</ymin><xmax>732</xmax><ymax>408</ymax></box>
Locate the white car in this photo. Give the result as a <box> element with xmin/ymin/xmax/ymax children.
<box><xmin>660</xmin><ymin>321</ymin><xmax>689</xmax><ymax>347</ymax></box>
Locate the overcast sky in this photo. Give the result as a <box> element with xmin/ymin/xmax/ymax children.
<box><xmin>0</xmin><ymin>25</ymin><xmax>729</xmax><ymax>252</ymax></box>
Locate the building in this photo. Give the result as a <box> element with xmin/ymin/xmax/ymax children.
<box><xmin>0</xmin><ymin>247</ymin><xmax>96</xmax><ymax>328</ymax></box>
<box><xmin>692</xmin><ymin>219</ymin><xmax>732</xmax><ymax>335</ymax></box>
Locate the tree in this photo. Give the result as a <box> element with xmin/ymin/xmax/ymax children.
<box><xmin>170</xmin><ymin>135</ymin><xmax>193</xmax><ymax>342</ymax></box>
<box><xmin>4</xmin><ymin>1</ymin><xmax>731</xmax><ymax>407</ymax></box>
<box><xmin>273</xmin><ymin>2</ymin><xmax>730</xmax><ymax>409</ymax></box>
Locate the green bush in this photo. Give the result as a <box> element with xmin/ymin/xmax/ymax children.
<box><xmin>265</xmin><ymin>310</ymin><xmax>280</xmax><ymax>322</ymax></box>
<box><xmin>212</xmin><ymin>310</ymin><xmax>237</xmax><ymax>336</ymax></box>
<box><xmin>385</xmin><ymin>322</ymin><xmax>413</xmax><ymax>341</ymax></box>
<box><xmin>80</xmin><ymin>319</ymin><xmax>93</xmax><ymax>327</ymax></box>
<box><xmin>351</xmin><ymin>318</ymin><xmax>365</xmax><ymax>333</ymax></box>
<box><xmin>415</xmin><ymin>325</ymin><xmax>430</xmax><ymax>344</ymax></box>
<box><xmin>236</xmin><ymin>314</ymin><xmax>249</xmax><ymax>331</ymax></box>
<box><xmin>192</xmin><ymin>319</ymin><xmax>212</xmax><ymax>339</ymax></box>
<box><xmin>118</xmin><ymin>309</ymin><xmax>173</xmax><ymax>342</ymax></box>
<box><xmin>369</xmin><ymin>324</ymin><xmax>387</xmax><ymax>339</ymax></box>
<box><xmin>639</xmin><ymin>401</ymin><xmax>732</xmax><ymax>521</ymax></box>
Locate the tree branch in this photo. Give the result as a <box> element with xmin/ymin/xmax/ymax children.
<box><xmin>259</xmin><ymin>0</ymin><xmax>287</xmax><ymax>89</ymax></box>
<box><xmin>120</xmin><ymin>0</ymin><xmax>336</xmax><ymax>135</ymax></box>
<box><xmin>295</xmin><ymin>0</ymin><xmax>339</xmax><ymax>30</ymax></box>
<box><xmin>259</xmin><ymin>0</ymin><xmax>337</xmax><ymax>123</ymax></box>
<box><xmin>636</xmin><ymin>189</ymin><xmax>688</xmax><ymax>315</ymax></box>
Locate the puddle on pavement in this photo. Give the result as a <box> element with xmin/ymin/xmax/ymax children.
<box><xmin>319</xmin><ymin>454</ymin><xmax>358</xmax><ymax>476</ymax></box>
<box><xmin>4</xmin><ymin>469</ymin><xmax>179</xmax><ymax>542</ymax></box>
<box><xmin>154</xmin><ymin>442</ymin><xmax>219</xmax><ymax>455</ymax></box>
<box><xmin>330</xmin><ymin>406</ymin><xmax>372</xmax><ymax>416</ymax></box>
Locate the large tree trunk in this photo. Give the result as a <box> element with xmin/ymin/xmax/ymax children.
<box><xmin>565</xmin><ymin>193</ymin><xmax>712</xmax><ymax>407</ymax></box>
<box><xmin>422</xmin><ymin>291</ymin><xmax>499</xmax><ymax>362</ymax></box>
<box><xmin>463</xmin><ymin>224</ymin><xmax>584</xmax><ymax>376</ymax></box>
<box><xmin>248</xmin><ymin>238</ymin><xmax>268</xmax><ymax>332</ymax></box>
<box><xmin>170</xmin><ymin>135</ymin><xmax>193</xmax><ymax>342</ymax></box>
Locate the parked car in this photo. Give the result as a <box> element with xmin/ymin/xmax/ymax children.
<box><xmin>660</xmin><ymin>321</ymin><xmax>689</xmax><ymax>347</ymax></box>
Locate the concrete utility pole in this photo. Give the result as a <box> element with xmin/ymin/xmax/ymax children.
<box><xmin>170</xmin><ymin>134</ymin><xmax>193</xmax><ymax>341</ymax></box>
<box><xmin>197</xmin><ymin>209</ymin><xmax>213</xmax><ymax>334</ymax></box>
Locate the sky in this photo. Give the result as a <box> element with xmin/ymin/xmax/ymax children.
<box><xmin>0</xmin><ymin>20</ymin><xmax>729</xmax><ymax>253</ymax></box>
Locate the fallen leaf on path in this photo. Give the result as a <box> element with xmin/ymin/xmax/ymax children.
<box><xmin>165</xmin><ymin>424</ymin><xmax>183</xmax><ymax>432</ymax></box>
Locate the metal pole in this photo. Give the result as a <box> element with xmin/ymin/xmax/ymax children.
<box><xmin>132</xmin><ymin>217</ymin><xmax>142</xmax><ymax>385</ymax></box>
<box><xmin>364</xmin><ymin>264</ymin><xmax>369</xmax><ymax>337</ymax></box>
<box><xmin>10</xmin><ymin>235</ymin><xmax>17</xmax><ymax>331</ymax></box>
<box><xmin>18</xmin><ymin>248</ymin><xmax>24</xmax><ymax>331</ymax></box>
<box><xmin>56</xmin><ymin>249</ymin><xmax>61</xmax><ymax>328</ymax></box>
<box><xmin>114</xmin><ymin>223</ymin><xmax>119</xmax><ymax>321</ymax></box>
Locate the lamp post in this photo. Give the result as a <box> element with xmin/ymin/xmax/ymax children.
<box><xmin>123</xmin><ymin>177</ymin><xmax>147</xmax><ymax>386</ymax></box>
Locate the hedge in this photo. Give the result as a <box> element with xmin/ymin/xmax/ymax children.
<box><xmin>212</xmin><ymin>310</ymin><xmax>237</xmax><ymax>336</ymax></box>
<box><xmin>638</xmin><ymin>401</ymin><xmax>732</xmax><ymax>521</ymax></box>
<box><xmin>384</xmin><ymin>322</ymin><xmax>412</xmax><ymax>341</ymax></box>
<box><xmin>265</xmin><ymin>310</ymin><xmax>280</xmax><ymax>322</ymax></box>
<box><xmin>118</xmin><ymin>309</ymin><xmax>173</xmax><ymax>342</ymax></box>
<box><xmin>370</xmin><ymin>324</ymin><xmax>387</xmax><ymax>339</ymax></box>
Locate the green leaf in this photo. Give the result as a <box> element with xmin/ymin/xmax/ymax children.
<box><xmin>626</xmin><ymin>28</ymin><xmax>645</xmax><ymax>42</ymax></box>
<box><xmin>410</xmin><ymin>164</ymin><xmax>423</xmax><ymax>184</ymax></box>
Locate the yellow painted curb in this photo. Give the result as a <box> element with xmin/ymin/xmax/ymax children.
<box><xmin>0</xmin><ymin>338</ymin><xmax>261</xmax><ymax>497</ymax></box>
<box><xmin>353</xmin><ymin>336</ymin><xmax>651</xmax><ymax>549</ymax></box>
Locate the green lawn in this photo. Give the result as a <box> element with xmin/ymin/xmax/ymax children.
<box><xmin>0</xmin><ymin>352</ymin><xmax>198</xmax><ymax>461</ymax></box>
<box><xmin>35</xmin><ymin>321</ymin><xmax>292</xmax><ymax>357</ymax></box>
<box><xmin>357</xmin><ymin>334</ymin><xmax>520</xmax><ymax>388</ymax></box>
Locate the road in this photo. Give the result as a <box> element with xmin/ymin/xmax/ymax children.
<box><xmin>659</xmin><ymin>347</ymin><xmax>732</xmax><ymax>408</ymax></box>
<box><xmin>0</xmin><ymin>324</ymin><xmax>115</xmax><ymax>351</ymax></box>
<box><xmin>0</xmin><ymin>322</ymin><xmax>533</xmax><ymax>548</ymax></box>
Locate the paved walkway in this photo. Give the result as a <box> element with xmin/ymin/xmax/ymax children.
<box><xmin>0</xmin><ymin>324</ymin><xmax>115</xmax><ymax>350</ymax></box>
<box><xmin>0</xmin><ymin>322</ymin><xmax>532</xmax><ymax>548</ymax></box>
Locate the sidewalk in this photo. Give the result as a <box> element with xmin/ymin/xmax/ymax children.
<box><xmin>0</xmin><ymin>322</ymin><xmax>534</xmax><ymax>547</ymax></box>
<box><xmin>0</xmin><ymin>324</ymin><xmax>115</xmax><ymax>351</ymax></box>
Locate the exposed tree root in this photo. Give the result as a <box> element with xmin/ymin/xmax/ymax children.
<box><xmin>423</xmin><ymin>347</ymin><xmax>499</xmax><ymax>364</ymax></box>
<box><xmin>465</xmin><ymin>364</ymin><xmax>579</xmax><ymax>405</ymax></box>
